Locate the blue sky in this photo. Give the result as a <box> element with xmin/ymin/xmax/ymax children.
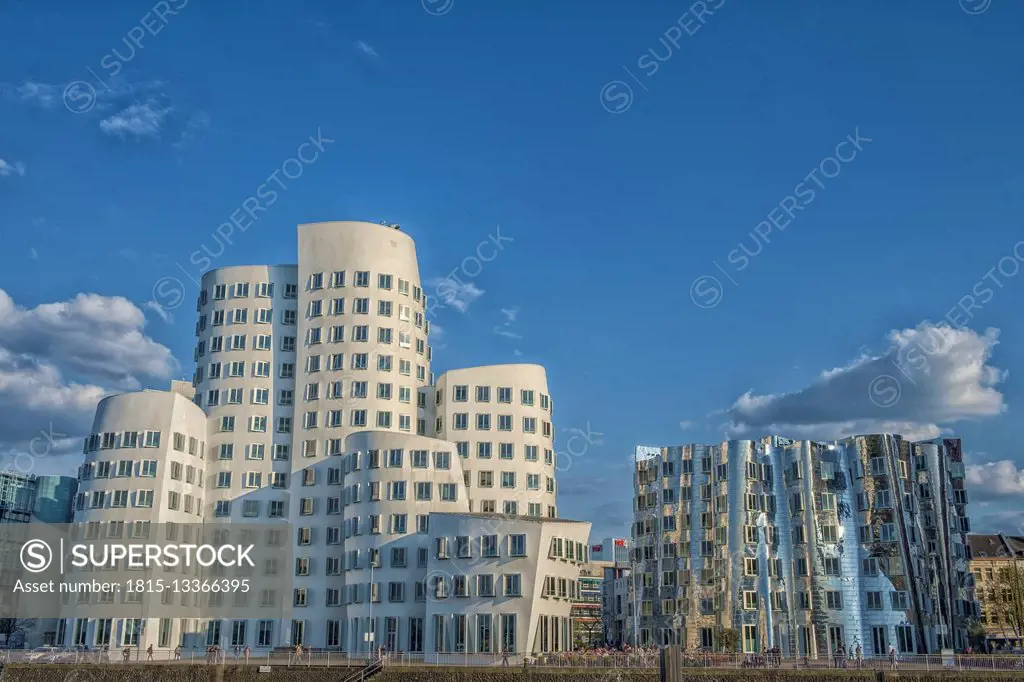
<box><xmin>2</xmin><ymin>0</ymin><xmax>1024</xmax><ymax>541</ymax></box>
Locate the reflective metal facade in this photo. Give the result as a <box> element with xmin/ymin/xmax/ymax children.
<box><xmin>631</xmin><ymin>435</ymin><xmax>976</xmax><ymax>657</ymax></box>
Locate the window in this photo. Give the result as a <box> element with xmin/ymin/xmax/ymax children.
<box><xmin>454</xmin><ymin>385</ymin><xmax>468</xmax><ymax>402</ymax></box>
<box><xmin>509</xmin><ymin>534</ymin><xmax>526</xmax><ymax>556</ymax></box>
<box><xmin>875</xmin><ymin>490</ymin><xmax>893</xmax><ymax>509</ymax></box>
<box><xmin>476</xmin><ymin>386</ymin><xmax>490</xmax><ymax>402</ymax></box>
<box><xmin>896</xmin><ymin>624</ymin><xmax>914</xmax><ymax>653</ymax></box>
<box><xmin>826</xmin><ymin>591</ymin><xmax>843</xmax><ymax>609</ymax></box>
<box><xmin>743</xmin><ymin>591</ymin><xmax>758</xmax><ymax>609</ymax></box>
<box><xmin>866</xmin><ymin>591</ymin><xmax>883</xmax><ymax>610</ymax></box>
<box><xmin>522</xmin><ymin>417</ymin><xmax>536</xmax><ymax>433</ymax></box>
<box><xmin>482</xmin><ymin>535</ymin><xmax>499</xmax><ymax>557</ymax></box>
<box><xmin>504</xmin><ymin>574</ymin><xmax>522</xmax><ymax>597</ymax></box>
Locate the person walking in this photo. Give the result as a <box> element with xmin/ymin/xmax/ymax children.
<box><xmin>146</xmin><ymin>644</ymin><xmax>154</xmax><ymax>661</ymax></box>
<box><xmin>855</xmin><ymin>643</ymin><xmax>862</xmax><ymax>668</ymax></box>
<box><xmin>888</xmin><ymin>643</ymin><xmax>898</xmax><ymax>671</ymax></box>
<box><xmin>502</xmin><ymin>646</ymin><xmax>510</xmax><ymax>667</ymax></box>
<box><xmin>173</xmin><ymin>645</ymin><xmax>181</xmax><ymax>661</ymax></box>
<box><xmin>244</xmin><ymin>645</ymin><xmax>250</xmax><ymax>665</ymax></box>
<box><xmin>122</xmin><ymin>646</ymin><xmax>131</xmax><ymax>663</ymax></box>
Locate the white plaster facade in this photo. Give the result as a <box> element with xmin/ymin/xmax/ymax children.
<box><xmin>66</xmin><ymin>383</ymin><xmax>208</xmax><ymax>650</ymax></box>
<box><xmin>432</xmin><ymin>365</ymin><xmax>557</xmax><ymax>519</ymax></box>
<box><xmin>62</xmin><ymin>221</ymin><xmax>585</xmax><ymax>656</ymax></box>
<box><xmin>423</xmin><ymin>513</ymin><xmax>591</xmax><ymax>656</ymax></box>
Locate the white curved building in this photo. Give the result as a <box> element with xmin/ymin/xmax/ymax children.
<box><xmin>67</xmin><ymin>382</ymin><xmax>207</xmax><ymax>649</ymax></box>
<box><xmin>433</xmin><ymin>365</ymin><xmax>557</xmax><ymax>519</ymax></box>
<box><xmin>335</xmin><ymin>431</ymin><xmax>468</xmax><ymax>652</ymax></box>
<box><xmin>63</xmin><ymin>221</ymin><xmax>589</xmax><ymax>657</ymax></box>
<box><xmin>194</xmin><ymin>265</ymin><xmax>298</xmax><ymax>525</ymax></box>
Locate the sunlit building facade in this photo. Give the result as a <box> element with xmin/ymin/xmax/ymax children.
<box><xmin>631</xmin><ymin>435</ymin><xmax>977</xmax><ymax>657</ymax></box>
<box><xmin>61</xmin><ymin>220</ymin><xmax>589</xmax><ymax>655</ymax></box>
<box><xmin>967</xmin><ymin>533</ymin><xmax>1024</xmax><ymax>651</ymax></box>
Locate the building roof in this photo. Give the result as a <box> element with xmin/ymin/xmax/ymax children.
<box><xmin>968</xmin><ymin>533</ymin><xmax>1024</xmax><ymax>558</ymax></box>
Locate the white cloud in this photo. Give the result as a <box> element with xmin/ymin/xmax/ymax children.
<box><xmin>143</xmin><ymin>300</ymin><xmax>174</xmax><ymax>324</ymax></box>
<box><xmin>428</xmin><ymin>277</ymin><xmax>484</xmax><ymax>313</ymax></box>
<box><xmin>0</xmin><ymin>348</ymin><xmax>107</xmax><ymax>445</ymax></box>
<box><xmin>679</xmin><ymin>420</ymin><xmax>696</xmax><ymax>430</ymax></box>
<box><xmin>723</xmin><ymin>323</ymin><xmax>1006</xmax><ymax>441</ymax></box>
<box><xmin>0</xmin><ymin>81</ymin><xmax>59</xmax><ymax>108</ymax></box>
<box><xmin>513</xmin><ymin>349</ymin><xmax>523</xmax><ymax>357</ymax></box>
<box><xmin>354</xmin><ymin>40</ymin><xmax>379</xmax><ymax>58</ymax></box>
<box><xmin>430</xmin><ymin>323</ymin><xmax>444</xmax><ymax>341</ymax></box>
<box><xmin>28</xmin><ymin>248</ymin><xmax>38</xmax><ymax>260</ymax></box>
<box><xmin>0</xmin><ymin>289</ymin><xmax>178</xmax><ymax>474</ymax></box>
<box><xmin>0</xmin><ymin>158</ymin><xmax>26</xmax><ymax>177</ymax></box>
<box><xmin>0</xmin><ymin>289</ymin><xmax>177</xmax><ymax>386</ymax></box>
<box><xmin>100</xmin><ymin>100</ymin><xmax>171</xmax><ymax>138</ymax></box>
<box><xmin>494</xmin><ymin>306</ymin><xmax>522</xmax><ymax>339</ymax></box>
<box><xmin>966</xmin><ymin>459</ymin><xmax>1024</xmax><ymax>500</ymax></box>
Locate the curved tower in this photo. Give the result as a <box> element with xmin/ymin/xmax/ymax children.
<box><xmin>289</xmin><ymin>221</ymin><xmax>432</xmax><ymax>646</ymax></box>
<box><xmin>194</xmin><ymin>265</ymin><xmax>299</xmax><ymax>524</ymax></box>
<box><xmin>433</xmin><ymin>364</ymin><xmax>556</xmax><ymax>519</ymax></box>
<box><xmin>340</xmin><ymin>431</ymin><xmax>469</xmax><ymax>652</ymax></box>
<box><xmin>69</xmin><ymin>385</ymin><xmax>208</xmax><ymax>649</ymax></box>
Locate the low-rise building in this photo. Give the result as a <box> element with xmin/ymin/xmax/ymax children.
<box><xmin>967</xmin><ymin>534</ymin><xmax>1024</xmax><ymax>651</ymax></box>
<box><xmin>572</xmin><ymin>561</ymin><xmax>611</xmax><ymax>648</ymax></box>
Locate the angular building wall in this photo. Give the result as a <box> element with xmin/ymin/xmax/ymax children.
<box><xmin>424</xmin><ymin>513</ymin><xmax>591</xmax><ymax>657</ymax></box>
<box><xmin>632</xmin><ymin>435</ymin><xmax>975</xmax><ymax>657</ymax></box>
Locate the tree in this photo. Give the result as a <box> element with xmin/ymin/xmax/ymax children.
<box><xmin>964</xmin><ymin>618</ymin><xmax>986</xmax><ymax>650</ymax></box>
<box><xmin>994</xmin><ymin>562</ymin><xmax>1024</xmax><ymax>641</ymax></box>
<box><xmin>717</xmin><ymin>627</ymin><xmax>739</xmax><ymax>653</ymax></box>
<box><xmin>574</xmin><ymin>617</ymin><xmax>603</xmax><ymax>649</ymax></box>
<box><xmin>0</xmin><ymin>618</ymin><xmax>37</xmax><ymax>646</ymax></box>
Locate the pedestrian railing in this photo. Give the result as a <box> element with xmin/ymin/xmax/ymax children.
<box><xmin>1</xmin><ymin>647</ymin><xmax>1022</xmax><ymax>671</ymax></box>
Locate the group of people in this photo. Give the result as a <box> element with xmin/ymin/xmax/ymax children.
<box><xmin>742</xmin><ymin>646</ymin><xmax>784</xmax><ymax>668</ymax></box>
<box><xmin>830</xmin><ymin>643</ymin><xmax>900</xmax><ymax>670</ymax></box>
